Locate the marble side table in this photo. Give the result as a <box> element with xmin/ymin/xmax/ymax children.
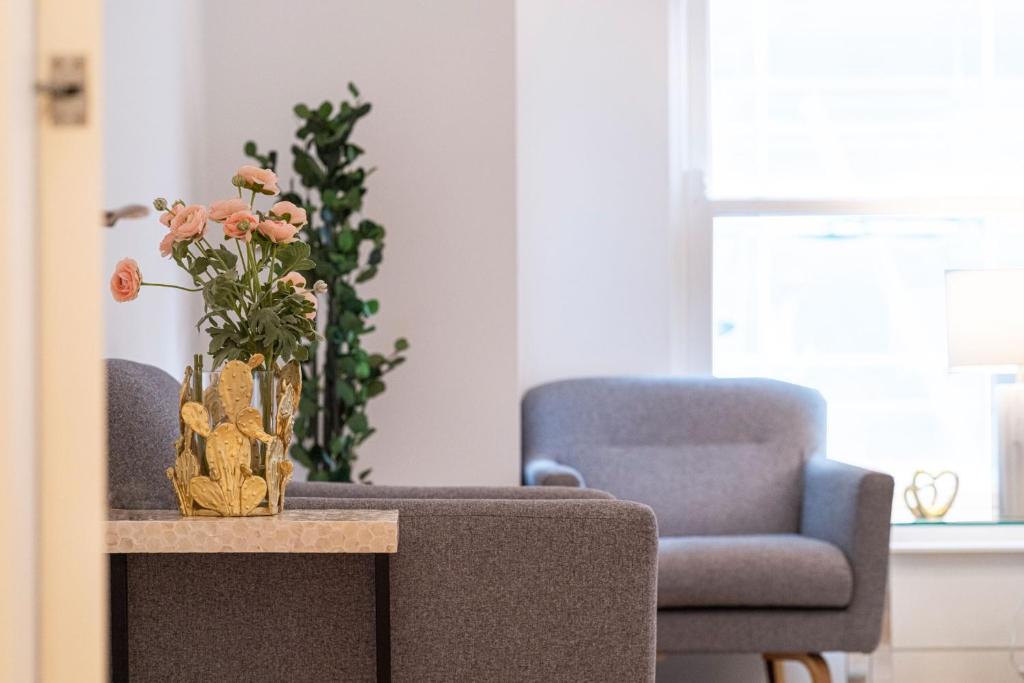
<box><xmin>106</xmin><ymin>509</ymin><xmax>399</xmax><ymax>683</ymax></box>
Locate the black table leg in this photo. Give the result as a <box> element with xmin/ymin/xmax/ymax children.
<box><xmin>109</xmin><ymin>554</ymin><xmax>128</xmax><ymax>683</ymax></box>
<box><xmin>374</xmin><ymin>553</ymin><xmax>391</xmax><ymax>683</ymax></box>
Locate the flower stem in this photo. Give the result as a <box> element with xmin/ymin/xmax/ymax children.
<box><xmin>141</xmin><ymin>281</ymin><xmax>202</xmax><ymax>292</ymax></box>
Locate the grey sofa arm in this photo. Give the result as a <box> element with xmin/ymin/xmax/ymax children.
<box><xmin>288</xmin><ymin>480</ymin><xmax>606</xmax><ymax>499</ymax></box>
<box><xmin>523</xmin><ymin>458</ymin><xmax>586</xmax><ymax>488</ymax></box>
<box><xmin>800</xmin><ymin>457</ymin><xmax>894</xmax><ymax>651</ymax></box>
<box><xmin>298</xmin><ymin>496</ymin><xmax>658</xmax><ymax>682</ymax></box>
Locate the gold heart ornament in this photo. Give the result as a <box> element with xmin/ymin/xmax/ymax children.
<box><xmin>904</xmin><ymin>469</ymin><xmax>959</xmax><ymax>520</ymax></box>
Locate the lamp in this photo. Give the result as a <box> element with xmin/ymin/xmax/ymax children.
<box><xmin>946</xmin><ymin>269</ymin><xmax>1024</xmax><ymax>518</ymax></box>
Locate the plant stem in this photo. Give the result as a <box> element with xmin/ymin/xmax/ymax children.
<box><xmin>234</xmin><ymin>239</ymin><xmax>247</xmax><ymax>272</ymax></box>
<box><xmin>246</xmin><ymin>240</ymin><xmax>261</xmax><ymax>300</ymax></box>
<box><xmin>141</xmin><ymin>281</ymin><xmax>202</xmax><ymax>292</ymax></box>
<box><xmin>193</xmin><ymin>353</ymin><xmax>206</xmax><ymax>467</ymax></box>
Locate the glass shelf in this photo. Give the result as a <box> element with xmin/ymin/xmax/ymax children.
<box><xmin>893</xmin><ymin>517</ymin><xmax>1024</xmax><ymax>527</ymax></box>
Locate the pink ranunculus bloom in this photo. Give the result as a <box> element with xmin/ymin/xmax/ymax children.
<box><xmin>279</xmin><ymin>272</ymin><xmax>307</xmax><ymax>290</ymax></box>
<box><xmin>270</xmin><ymin>200</ymin><xmax>308</xmax><ymax>227</ymax></box>
<box><xmin>301</xmin><ymin>290</ymin><xmax>318</xmax><ymax>320</ymax></box>
<box><xmin>169</xmin><ymin>204</ymin><xmax>208</xmax><ymax>241</ymax></box>
<box><xmin>223</xmin><ymin>210</ymin><xmax>258</xmax><ymax>242</ymax></box>
<box><xmin>209</xmin><ymin>198</ymin><xmax>249</xmax><ymax>222</ymax></box>
<box><xmin>110</xmin><ymin>258</ymin><xmax>142</xmax><ymax>302</ymax></box>
<box><xmin>257</xmin><ymin>219</ymin><xmax>299</xmax><ymax>244</ymax></box>
<box><xmin>235</xmin><ymin>165</ymin><xmax>280</xmax><ymax>195</ymax></box>
<box><xmin>159</xmin><ymin>231</ymin><xmax>175</xmax><ymax>257</ymax></box>
<box><xmin>159</xmin><ymin>203</ymin><xmax>180</xmax><ymax>227</ymax></box>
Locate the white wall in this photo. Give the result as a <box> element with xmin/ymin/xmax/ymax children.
<box><xmin>516</xmin><ymin>0</ymin><xmax>675</xmax><ymax>391</ymax></box>
<box><xmin>104</xmin><ymin>0</ymin><xmax>673</xmax><ymax>486</ymax></box>
<box><xmin>103</xmin><ymin>0</ymin><xmax>204</xmax><ymax>376</ymax></box>
<box><xmin>193</xmin><ymin>0</ymin><xmax>519</xmax><ymax>485</ymax></box>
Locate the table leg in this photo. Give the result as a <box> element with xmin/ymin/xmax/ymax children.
<box><xmin>375</xmin><ymin>554</ymin><xmax>392</xmax><ymax>683</ymax></box>
<box><xmin>109</xmin><ymin>554</ymin><xmax>128</xmax><ymax>683</ymax></box>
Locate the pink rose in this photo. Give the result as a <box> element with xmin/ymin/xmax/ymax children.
<box><xmin>271</xmin><ymin>200</ymin><xmax>307</xmax><ymax>227</ymax></box>
<box><xmin>110</xmin><ymin>258</ymin><xmax>142</xmax><ymax>302</ymax></box>
<box><xmin>159</xmin><ymin>232</ymin><xmax>175</xmax><ymax>257</ymax></box>
<box><xmin>279</xmin><ymin>272</ymin><xmax>306</xmax><ymax>290</ymax></box>
<box><xmin>301</xmin><ymin>290</ymin><xmax>318</xmax><ymax>320</ymax></box>
<box><xmin>209</xmin><ymin>198</ymin><xmax>249</xmax><ymax>222</ymax></box>
<box><xmin>257</xmin><ymin>219</ymin><xmax>299</xmax><ymax>244</ymax></box>
<box><xmin>235</xmin><ymin>165</ymin><xmax>279</xmax><ymax>195</ymax></box>
<box><xmin>169</xmin><ymin>204</ymin><xmax>208</xmax><ymax>241</ymax></box>
<box><xmin>223</xmin><ymin>210</ymin><xmax>258</xmax><ymax>241</ymax></box>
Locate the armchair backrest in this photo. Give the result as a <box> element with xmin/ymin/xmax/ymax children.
<box><xmin>106</xmin><ymin>358</ymin><xmax>180</xmax><ymax>510</ymax></box>
<box><xmin>522</xmin><ymin>377</ymin><xmax>826</xmax><ymax>536</ymax></box>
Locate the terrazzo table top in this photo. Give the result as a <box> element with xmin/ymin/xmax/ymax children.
<box><xmin>107</xmin><ymin>508</ymin><xmax>399</xmax><ymax>554</ymax></box>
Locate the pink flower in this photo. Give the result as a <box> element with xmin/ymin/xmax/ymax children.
<box><xmin>257</xmin><ymin>219</ymin><xmax>299</xmax><ymax>244</ymax></box>
<box><xmin>159</xmin><ymin>203</ymin><xmax>180</xmax><ymax>227</ymax></box>
<box><xmin>223</xmin><ymin>210</ymin><xmax>258</xmax><ymax>241</ymax></box>
<box><xmin>159</xmin><ymin>232</ymin><xmax>175</xmax><ymax>257</ymax></box>
<box><xmin>169</xmin><ymin>204</ymin><xmax>208</xmax><ymax>241</ymax></box>
<box><xmin>209</xmin><ymin>198</ymin><xmax>249</xmax><ymax>222</ymax></box>
<box><xmin>301</xmin><ymin>290</ymin><xmax>318</xmax><ymax>320</ymax></box>
<box><xmin>110</xmin><ymin>258</ymin><xmax>142</xmax><ymax>302</ymax></box>
<box><xmin>279</xmin><ymin>272</ymin><xmax>306</xmax><ymax>290</ymax></box>
<box><xmin>271</xmin><ymin>200</ymin><xmax>307</xmax><ymax>227</ymax></box>
<box><xmin>235</xmin><ymin>165</ymin><xmax>279</xmax><ymax>195</ymax></box>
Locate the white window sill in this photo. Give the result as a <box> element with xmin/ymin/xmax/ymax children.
<box><xmin>890</xmin><ymin>522</ymin><xmax>1024</xmax><ymax>554</ymax></box>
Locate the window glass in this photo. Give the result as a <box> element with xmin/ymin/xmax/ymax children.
<box><xmin>709</xmin><ymin>0</ymin><xmax>1024</xmax><ymax>198</ymax></box>
<box><xmin>713</xmin><ymin>215</ymin><xmax>1024</xmax><ymax>520</ymax></box>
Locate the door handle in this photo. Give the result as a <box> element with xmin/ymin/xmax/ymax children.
<box><xmin>103</xmin><ymin>205</ymin><xmax>149</xmax><ymax>228</ymax></box>
<box><xmin>35</xmin><ymin>55</ymin><xmax>86</xmax><ymax>125</ymax></box>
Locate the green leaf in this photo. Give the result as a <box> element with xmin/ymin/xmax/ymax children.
<box><xmin>394</xmin><ymin>337</ymin><xmax>410</xmax><ymax>351</ymax></box>
<box><xmin>294</xmin><ymin>103</ymin><xmax>310</xmax><ymax>118</ymax></box>
<box><xmin>216</xmin><ymin>245</ymin><xmax>238</xmax><ymax>269</ymax></box>
<box><xmin>366</xmin><ymin>380</ymin><xmax>385</xmax><ymax>398</ymax></box>
<box><xmin>347</xmin><ymin>413</ymin><xmax>369</xmax><ymax>433</ymax></box>
<box><xmin>348</xmin><ymin>82</ymin><xmax>360</xmax><ymax>98</ymax></box>
<box><xmin>292</xmin><ymin>146</ymin><xmax>326</xmax><ymax>185</ymax></box>
<box><xmin>243</xmin><ymin>140</ymin><xmax>257</xmax><ymax>156</ymax></box>
<box><xmin>336</xmin><ymin>381</ymin><xmax>356</xmax><ymax>406</ymax></box>
<box><xmin>276</xmin><ymin>241</ymin><xmax>312</xmax><ymax>274</ymax></box>
<box><xmin>337</xmin><ymin>229</ymin><xmax>356</xmax><ymax>252</ymax></box>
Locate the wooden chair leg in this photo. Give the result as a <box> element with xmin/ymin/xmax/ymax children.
<box><xmin>763</xmin><ymin>654</ymin><xmax>786</xmax><ymax>683</ymax></box>
<box><xmin>763</xmin><ymin>652</ymin><xmax>831</xmax><ymax>683</ymax></box>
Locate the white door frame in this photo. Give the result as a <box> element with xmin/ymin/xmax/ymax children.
<box><xmin>0</xmin><ymin>0</ymin><xmax>40</xmax><ymax>679</ymax></box>
<box><xmin>1</xmin><ymin>0</ymin><xmax>106</xmax><ymax>680</ymax></box>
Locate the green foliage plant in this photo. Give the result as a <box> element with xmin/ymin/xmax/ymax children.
<box><xmin>244</xmin><ymin>83</ymin><xmax>408</xmax><ymax>483</ymax></box>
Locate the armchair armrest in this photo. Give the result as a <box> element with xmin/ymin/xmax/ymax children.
<box><xmin>523</xmin><ymin>458</ymin><xmax>586</xmax><ymax>488</ymax></box>
<box><xmin>801</xmin><ymin>457</ymin><xmax>894</xmax><ymax>651</ymax></box>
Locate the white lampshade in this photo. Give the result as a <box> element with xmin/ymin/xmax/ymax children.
<box><xmin>946</xmin><ymin>269</ymin><xmax>1024</xmax><ymax>368</ymax></box>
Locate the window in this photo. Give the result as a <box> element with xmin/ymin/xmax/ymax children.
<box><xmin>682</xmin><ymin>0</ymin><xmax>1024</xmax><ymax>520</ymax></box>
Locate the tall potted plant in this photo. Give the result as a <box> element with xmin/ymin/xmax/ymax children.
<box><xmin>245</xmin><ymin>83</ymin><xmax>408</xmax><ymax>483</ymax></box>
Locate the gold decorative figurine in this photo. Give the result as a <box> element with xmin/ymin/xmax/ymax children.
<box><xmin>166</xmin><ymin>356</ymin><xmax>301</xmax><ymax>517</ymax></box>
<box><xmin>904</xmin><ymin>469</ymin><xmax>959</xmax><ymax>521</ymax></box>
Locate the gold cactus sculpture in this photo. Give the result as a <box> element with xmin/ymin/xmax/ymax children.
<box><xmin>166</xmin><ymin>355</ymin><xmax>301</xmax><ymax>517</ymax></box>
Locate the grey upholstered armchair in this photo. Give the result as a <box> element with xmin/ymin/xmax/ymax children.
<box><xmin>522</xmin><ymin>377</ymin><xmax>894</xmax><ymax>683</ymax></box>
<box><xmin>107</xmin><ymin>359</ymin><xmax>659</xmax><ymax>682</ymax></box>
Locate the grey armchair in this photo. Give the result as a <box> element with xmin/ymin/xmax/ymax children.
<box><xmin>522</xmin><ymin>377</ymin><xmax>894</xmax><ymax>683</ymax></box>
<box><xmin>107</xmin><ymin>359</ymin><xmax>659</xmax><ymax>682</ymax></box>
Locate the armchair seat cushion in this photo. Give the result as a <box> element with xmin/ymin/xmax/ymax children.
<box><xmin>657</xmin><ymin>534</ymin><xmax>853</xmax><ymax>609</ymax></box>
